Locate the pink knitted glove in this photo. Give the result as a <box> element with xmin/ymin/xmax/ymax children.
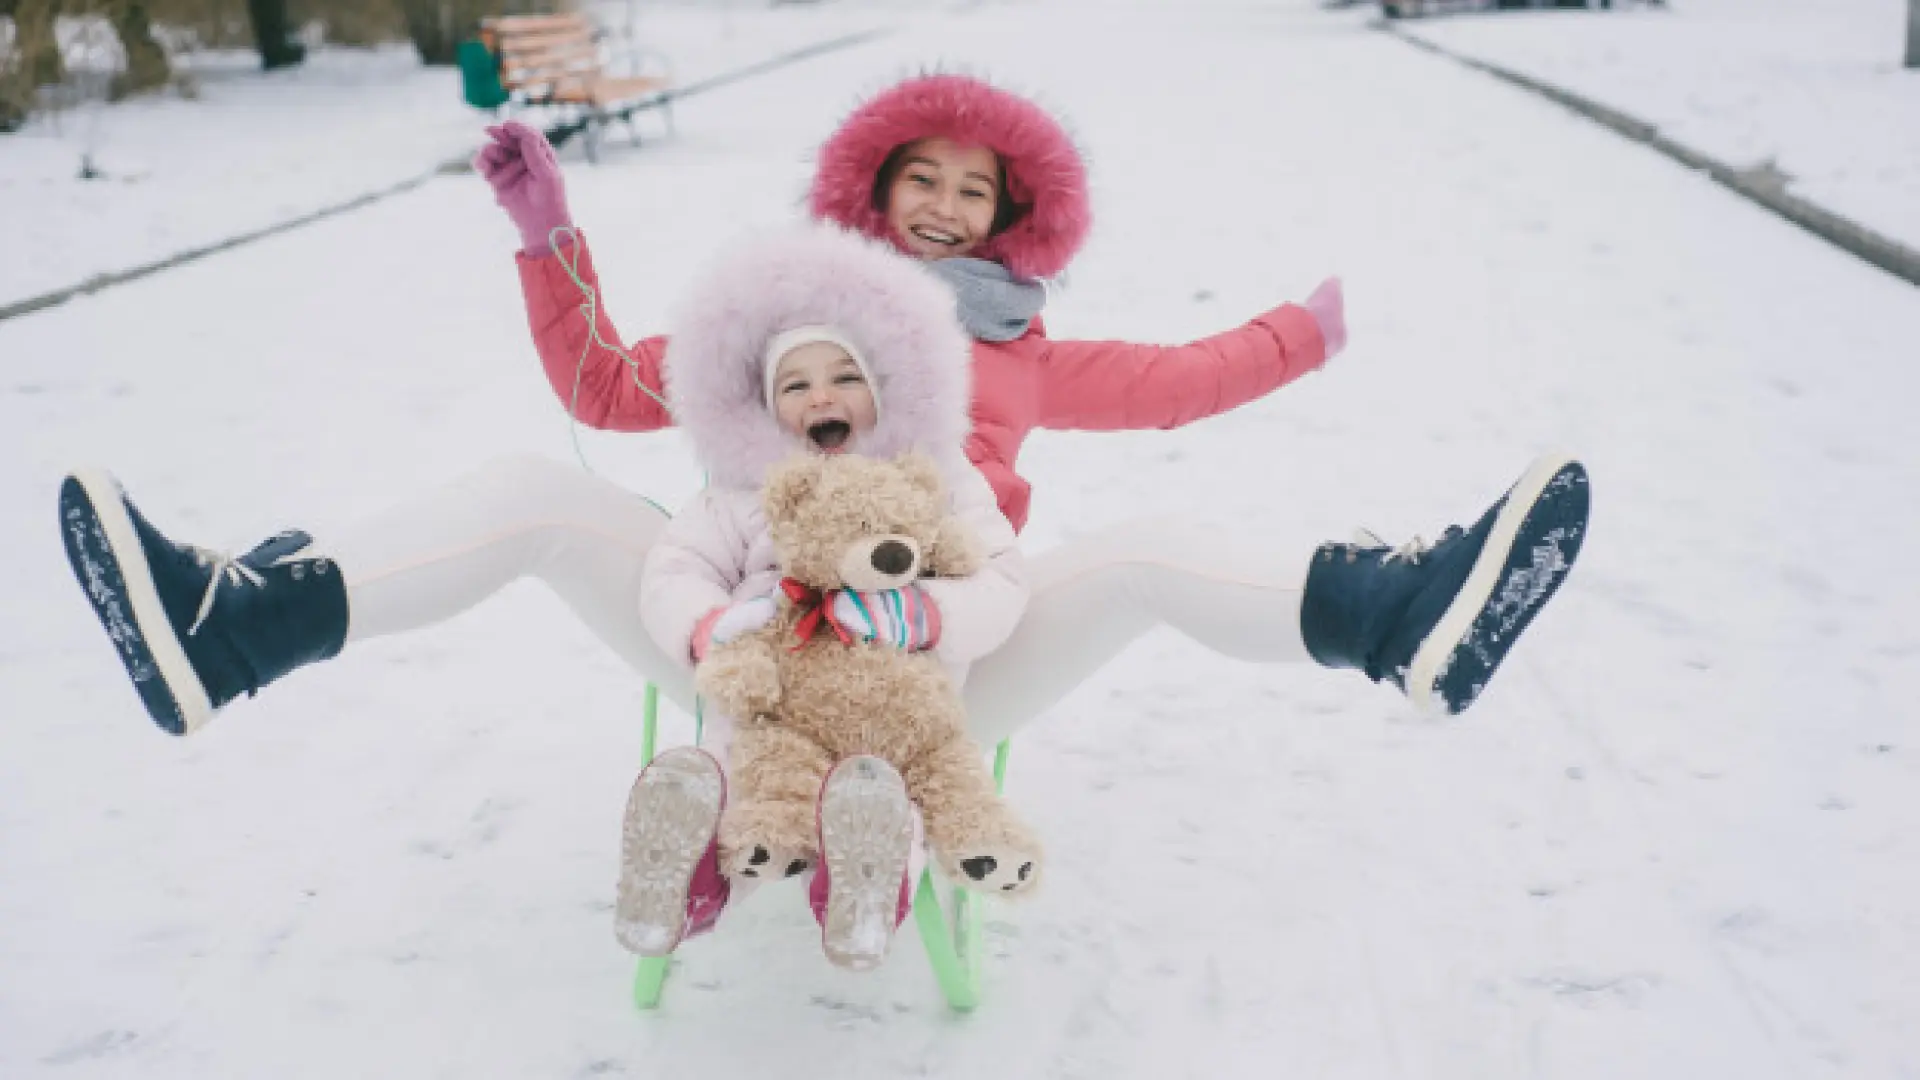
<box><xmin>829</xmin><ymin>587</ymin><xmax>941</xmax><ymax>651</ymax></box>
<box><xmin>473</xmin><ymin>121</ymin><xmax>575</xmax><ymax>256</ymax></box>
<box><xmin>1302</xmin><ymin>276</ymin><xmax>1347</xmax><ymax>363</ymax></box>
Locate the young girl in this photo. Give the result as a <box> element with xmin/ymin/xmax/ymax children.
<box><xmin>57</xmin><ymin>77</ymin><xmax>1586</xmax><ymax>751</ymax></box>
<box><xmin>614</xmin><ymin>223</ymin><xmax>1023</xmax><ymax>971</ymax></box>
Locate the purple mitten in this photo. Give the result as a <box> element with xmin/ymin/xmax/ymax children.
<box><xmin>473</xmin><ymin>121</ymin><xmax>574</xmax><ymax>256</ymax></box>
<box><xmin>1303</xmin><ymin>276</ymin><xmax>1347</xmax><ymax>363</ymax></box>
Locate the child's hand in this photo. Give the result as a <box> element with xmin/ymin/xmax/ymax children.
<box><xmin>831</xmin><ymin>587</ymin><xmax>940</xmax><ymax>651</ymax></box>
<box><xmin>473</xmin><ymin>121</ymin><xmax>575</xmax><ymax>256</ymax></box>
<box><xmin>1303</xmin><ymin>276</ymin><xmax>1346</xmax><ymax>363</ymax></box>
<box><xmin>692</xmin><ymin>596</ymin><xmax>779</xmax><ymax>661</ymax></box>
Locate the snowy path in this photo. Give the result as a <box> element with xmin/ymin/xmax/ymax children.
<box><xmin>1401</xmin><ymin>0</ymin><xmax>1920</xmax><ymax>253</ymax></box>
<box><xmin>3</xmin><ymin>2</ymin><xmax>1917</xmax><ymax>1077</ymax></box>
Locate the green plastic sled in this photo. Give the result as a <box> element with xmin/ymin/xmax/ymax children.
<box><xmin>627</xmin><ymin>683</ymin><xmax>1011</xmax><ymax>1012</ymax></box>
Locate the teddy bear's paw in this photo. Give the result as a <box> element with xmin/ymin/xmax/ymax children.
<box><xmin>723</xmin><ymin>840</ymin><xmax>812</xmax><ymax>881</ymax></box>
<box><xmin>705</xmin><ymin>684</ymin><xmax>768</xmax><ymax>722</ymax></box>
<box><xmin>929</xmin><ymin>516</ymin><xmax>986</xmax><ymax>578</ymax></box>
<box><xmin>943</xmin><ymin>841</ymin><xmax>1042</xmax><ymax>896</ymax></box>
<box><xmin>697</xmin><ymin>646</ymin><xmax>783</xmax><ymax>718</ymax></box>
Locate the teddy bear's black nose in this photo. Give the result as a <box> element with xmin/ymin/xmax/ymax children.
<box><xmin>870</xmin><ymin>540</ymin><xmax>915</xmax><ymax>576</ymax></box>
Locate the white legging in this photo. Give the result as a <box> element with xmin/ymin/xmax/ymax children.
<box><xmin>332</xmin><ymin>455</ymin><xmax>1314</xmax><ymax>745</ymax></box>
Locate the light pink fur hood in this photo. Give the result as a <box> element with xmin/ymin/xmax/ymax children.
<box><xmin>661</xmin><ymin>224</ymin><xmax>973</xmax><ymax>491</ymax></box>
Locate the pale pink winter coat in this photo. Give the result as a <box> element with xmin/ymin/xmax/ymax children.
<box><xmin>638</xmin><ymin>226</ymin><xmax>1026</xmax><ymax>689</ymax></box>
<box><xmin>518</xmin><ymin>73</ymin><xmax>1328</xmax><ymax>533</ymax></box>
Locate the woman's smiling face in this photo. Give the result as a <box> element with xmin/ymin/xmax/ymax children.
<box><xmin>883</xmin><ymin>137</ymin><xmax>1002</xmax><ymax>262</ymax></box>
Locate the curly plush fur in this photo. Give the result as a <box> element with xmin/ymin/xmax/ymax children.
<box><xmin>697</xmin><ymin>452</ymin><xmax>1042</xmax><ymax>897</ymax></box>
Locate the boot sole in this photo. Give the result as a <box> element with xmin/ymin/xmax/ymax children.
<box><xmin>615</xmin><ymin>747</ymin><xmax>725</xmax><ymax>956</ymax></box>
<box><xmin>58</xmin><ymin>471</ymin><xmax>212</xmax><ymax>735</ymax></box>
<box><xmin>818</xmin><ymin>756</ymin><xmax>914</xmax><ymax>973</ymax></box>
<box><xmin>1406</xmin><ymin>455</ymin><xmax>1590</xmax><ymax>715</ymax></box>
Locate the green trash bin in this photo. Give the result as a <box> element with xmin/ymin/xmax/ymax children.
<box><xmin>457</xmin><ymin>38</ymin><xmax>509</xmax><ymax>111</ymax></box>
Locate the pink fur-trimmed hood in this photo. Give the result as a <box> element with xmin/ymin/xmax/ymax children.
<box><xmin>662</xmin><ymin>225</ymin><xmax>973</xmax><ymax>491</ymax></box>
<box><xmin>808</xmin><ymin>73</ymin><xmax>1092</xmax><ymax>281</ymax></box>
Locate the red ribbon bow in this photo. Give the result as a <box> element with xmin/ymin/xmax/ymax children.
<box><xmin>780</xmin><ymin>578</ymin><xmax>854</xmax><ymax>651</ymax></box>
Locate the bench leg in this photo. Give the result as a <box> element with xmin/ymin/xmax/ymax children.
<box><xmin>541</xmin><ymin>113</ymin><xmax>585</xmax><ymax>153</ymax></box>
<box><xmin>581</xmin><ymin>113</ymin><xmax>603</xmax><ymax>164</ymax></box>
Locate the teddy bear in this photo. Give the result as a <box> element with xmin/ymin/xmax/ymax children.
<box><xmin>695</xmin><ymin>450</ymin><xmax>1042</xmax><ymax>897</ymax></box>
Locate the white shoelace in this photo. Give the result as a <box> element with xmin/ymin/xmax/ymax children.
<box><xmin>187</xmin><ymin>547</ymin><xmax>265</xmax><ymax>637</ymax></box>
<box><xmin>1352</xmin><ymin>528</ymin><xmax>1432</xmax><ymax>566</ymax></box>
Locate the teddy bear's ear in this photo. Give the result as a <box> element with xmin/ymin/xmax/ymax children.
<box><xmin>764</xmin><ymin>456</ymin><xmax>821</xmax><ymax>520</ymax></box>
<box><xmin>894</xmin><ymin>451</ymin><xmax>944</xmax><ymax>499</ymax></box>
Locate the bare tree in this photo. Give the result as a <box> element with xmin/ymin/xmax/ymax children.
<box><xmin>109</xmin><ymin>1</ymin><xmax>170</xmax><ymax>97</ymax></box>
<box><xmin>0</xmin><ymin>0</ymin><xmax>66</xmax><ymax>128</ymax></box>
<box><xmin>397</xmin><ymin>0</ymin><xmax>480</xmax><ymax>65</ymax></box>
<box><xmin>1907</xmin><ymin>0</ymin><xmax>1920</xmax><ymax>69</ymax></box>
<box><xmin>1</xmin><ymin>1</ymin><xmax>67</xmax><ymax>88</ymax></box>
<box><xmin>245</xmin><ymin>0</ymin><xmax>303</xmax><ymax>69</ymax></box>
<box><xmin>291</xmin><ymin>0</ymin><xmax>405</xmax><ymax>47</ymax></box>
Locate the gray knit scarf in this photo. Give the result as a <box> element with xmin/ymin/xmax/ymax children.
<box><xmin>924</xmin><ymin>257</ymin><xmax>1049</xmax><ymax>343</ymax></box>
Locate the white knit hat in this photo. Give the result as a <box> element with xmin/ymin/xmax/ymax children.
<box><xmin>762</xmin><ymin>324</ymin><xmax>881</xmax><ymax>418</ymax></box>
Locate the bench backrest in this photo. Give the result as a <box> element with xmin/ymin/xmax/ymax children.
<box><xmin>481</xmin><ymin>13</ymin><xmax>603</xmax><ymax>102</ymax></box>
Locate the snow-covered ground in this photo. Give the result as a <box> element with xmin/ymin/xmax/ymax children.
<box><xmin>0</xmin><ymin>0</ymin><xmax>921</xmax><ymax>309</ymax></box>
<box><xmin>1395</xmin><ymin>0</ymin><xmax>1920</xmax><ymax>249</ymax></box>
<box><xmin>4</xmin><ymin>0</ymin><xmax>1919</xmax><ymax>1076</ymax></box>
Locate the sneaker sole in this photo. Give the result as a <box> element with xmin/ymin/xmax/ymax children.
<box><xmin>58</xmin><ymin>471</ymin><xmax>213</xmax><ymax>735</ymax></box>
<box><xmin>1405</xmin><ymin>455</ymin><xmax>1590</xmax><ymax>715</ymax></box>
<box><xmin>818</xmin><ymin>756</ymin><xmax>914</xmax><ymax>973</ymax></box>
<box><xmin>615</xmin><ymin>748</ymin><xmax>725</xmax><ymax>957</ymax></box>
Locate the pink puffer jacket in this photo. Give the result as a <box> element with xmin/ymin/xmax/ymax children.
<box><xmin>520</xmin><ymin>236</ymin><xmax>1325</xmax><ymax>532</ymax></box>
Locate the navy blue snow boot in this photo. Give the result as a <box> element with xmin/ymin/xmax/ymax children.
<box><xmin>58</xmin><ymin>470</ymin><xmax>349</xmax><ymax>735</ymax></box>
<box><xmin>1299</xmin><ymin>454</ymin><xmax>1590</xmax><ymax>715</ymax></box>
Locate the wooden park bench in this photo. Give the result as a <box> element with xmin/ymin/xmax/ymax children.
<box><xmin>458</xmin><ymin>12</ymin><xmax>673</xmax><ymax>163</ymax></box>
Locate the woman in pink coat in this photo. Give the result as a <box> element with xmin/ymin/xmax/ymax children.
<box><xmin>57</xmin><ymin>75</ymin><xmax>1588</xmax><ymax>747</ymax></box>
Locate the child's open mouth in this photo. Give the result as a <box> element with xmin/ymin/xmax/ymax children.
<box><xmin>808</xmin><ymin>420</ymin><xmax>852</xmax><ymax>451</ymax></box>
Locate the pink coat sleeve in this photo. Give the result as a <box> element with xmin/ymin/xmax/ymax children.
<box><xmin>919</xmin><ymin>464</ymin><xmax>1028</xmax><ymax>670</ymax></box>
<box><xmin>640</xmin><ymin>493</ymin><xmax>750</xmax><ymax>668</ymax></box>
<box><xmin>1034</xmin><ymin>303</ymin><xmax>1327</xmax><ymax>431</ymax></box>
<box><xmin>516</xmin><ymin>230</ymin><xmax>675</xmax><ymax>433</ymax></box>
